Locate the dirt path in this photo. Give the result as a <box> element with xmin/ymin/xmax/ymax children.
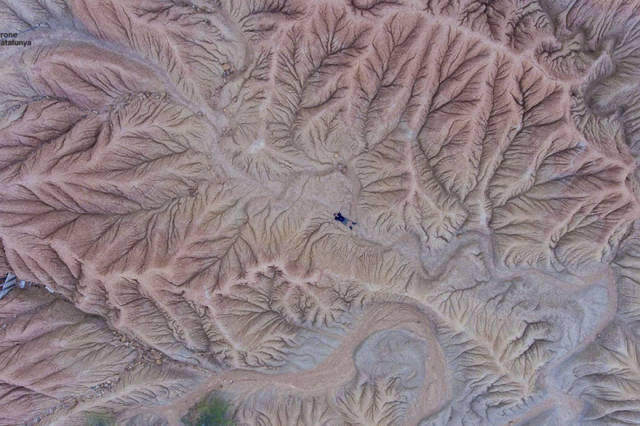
<box><xmin>132</xmin><ymin>299</ymin><xmax>448</xmax><ymax>425</ymax></box>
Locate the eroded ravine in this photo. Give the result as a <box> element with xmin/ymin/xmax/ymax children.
<box><xmin>128</xmin><ymin>299</ymin><xmax>447</xmax><ymax>425</ymax></box>
<box><xmin>2</xmin><ymin>0</ymin><xmax>640</xmax><ymax>424</ymax></box>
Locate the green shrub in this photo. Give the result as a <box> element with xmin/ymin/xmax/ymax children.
<box><xmin>182</xmin><ymin>394</ymin><xmax>234</xmax><ymax>426</ymax></box>
<box><xmin>85</xmin><ymin>413</ymin><xmax>114</xmax><ymax>426</ymax></box>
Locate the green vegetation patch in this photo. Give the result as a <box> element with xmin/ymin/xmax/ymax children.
<box><xmin>85</xmin><ymin>412</ymin><xmax>114</xmax><ymax>426</ymax></box>
<box><xmin>182</xmin><ymin>393</ymin><xmax>234</xmax><ymax>426</ymax></box>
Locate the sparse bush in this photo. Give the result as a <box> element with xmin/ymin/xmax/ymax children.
<box><xmin>86</xmin><ymin>413</ymin><xmax>114</xmax><ymax>426</ymax></box>
<box><xmin>182</xmin><ymin>394</ymin><xmax>234</xmax><ymax>426</ymax></box>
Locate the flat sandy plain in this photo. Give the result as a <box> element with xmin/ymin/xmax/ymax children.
<box><xmin>1</xmin><ymin>0</ymin><xmax>640</xmax><ymax>425</ymax></box>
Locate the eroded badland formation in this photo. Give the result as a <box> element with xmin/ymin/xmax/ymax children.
<box><xmin>1</xmin><ymin>0</ymin><xmax>640</xmax><ymax>424</ymax></box>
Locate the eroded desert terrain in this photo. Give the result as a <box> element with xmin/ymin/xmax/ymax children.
<box><xmin>1</xmin><ymin>0</ymin><xmax>640</xmax><ymax>424</ymax></box>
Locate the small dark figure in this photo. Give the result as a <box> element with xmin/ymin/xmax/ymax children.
<box><xmin>222</xmin><ymin>63</ymin><xmax>233</xmax><ymax>78</ymax></box>
<box><xmin>334</xmin><ymin>212</ymin><xmax>357</xmax><ymax>230</ymax></box>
